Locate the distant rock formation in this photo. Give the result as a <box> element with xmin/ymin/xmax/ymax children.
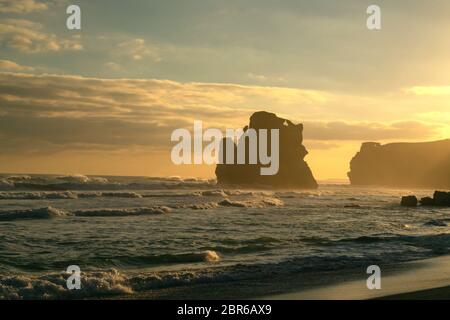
<box><xmin>348</xmin><ymin>140</ymin><xmax>450</xmax><ymax>188</ymax></box>
<box><xmin>215</xmin><ymin>111</ymin><xmax>318</xmax><ymax>189</ymax></box>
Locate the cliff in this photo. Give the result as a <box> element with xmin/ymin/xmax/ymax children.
<box><xmin>348</xmin><ymin>139</ymin><xmax>450</xmax><ymax>188</ymax></box>
<box><xmin>215</xmin><ymin>111</ymin><xmax>318</xmax><ymax>189</ymax></box>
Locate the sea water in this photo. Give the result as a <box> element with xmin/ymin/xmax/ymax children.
<box><xmin>0</xmin><ymin>174</ymin><xmax>448</xmax><ymax>299</ymax></box>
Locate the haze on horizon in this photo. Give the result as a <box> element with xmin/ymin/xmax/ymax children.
<box><xmin>0</xmin><ymin>0</ymin><xmax>449</xmax><ymax>180</ymax></box>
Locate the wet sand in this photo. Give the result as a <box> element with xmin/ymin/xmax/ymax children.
<box><xmin>263</xmin><ymin>255</ymin><xmax>450</xmax><ymax>300</ymax></box>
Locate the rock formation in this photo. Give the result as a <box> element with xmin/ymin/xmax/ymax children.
<box><xmin>215</xmin><ymin>111</ymin><xmax>317</xmax><ymax>189</ymax></box>
<box><xmin>401</xmin><ymin>191</ymin><xmax>450</xmax><ymax>207</ymax></box>
<box><xmin>400</xmin><ymin>196</ymin><xmax>418</xmax><ymax>207</ymax></box>
<box><xmin>348</xmin><ymin>140</ymin><xmax>450</xmax><ymax>188</ymax></box>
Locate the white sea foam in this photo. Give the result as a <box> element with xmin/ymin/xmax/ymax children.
<box><xmin>4</xmin><ymin>175</ymin><xmax>32</xmax><ymax>182</ymax></box>
<box><xmin>218</xmin><ymin>197</ymin><xmax>284</xmax><ymax>208</ymax></box>
<box><xmin>55</xmin><ymin>174</ymin><xmax>109</xmax><ymax>184</ymax></box>
<box><xmin>0</xmin><ymin>269</ymin><xmax>132</xmax><ymax>299</ymax></box>
<box><xmin>73</xmin><ymin>206</ymin><xmax>171</xmax><ymax>217</ymax></box>
<box><xmin>0</xmin><ymin>179</ymin><xmax>14</xmax><ymax>190</ymax></box>
<box><xmin>0</xmin><ymin>191</ymin><xmax>144</xmax><ymax>200</ymax></box>
<box><xmin>186</xmin><ymin>202</ymin><xmax>220</xmax><ymax>210</ymax></box>
<box><xmin>100</xmin><ymin>192</ymin><xmax>142</xmax><ymax>198</ymax></box>
<box><xmin>201</xmin><ymin>250</ymin><xmax>220</xmax><ymax>262</ymax></box>
<box><xmin>201</xmin><ymin>190</ymin><xmax>228</xmax><ymax>197</ymax></box>
<box><xmin>0</xmin><ymin>191</ymin><xmax>78</xmax><ymax>200</ymax></box>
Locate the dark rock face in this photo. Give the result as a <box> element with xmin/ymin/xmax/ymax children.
<box><xmin>215</xmin><ymin>111</ymin><xmax>318</xmax><ymax>189</ymax></box>
<box><xmin>401</xmin><ymin>196</ymin><xmax>418</xmax><ymax>207</ymax></box>
<box><xmin>420</xmin><ymin>197</ymin><xmax>435</xmax><ymax>206</ymax></box>
<box><xmin>433</xmin><ymin>191</ymin><xmax>450</xmax><ymax>206</ymax></box>
<box><xmin>403</xmin><ymin>191</ymin><xmax>450</xmax><ymax>207</ymax></box>
<box><xmin>348</xmin><ymin>140</ymin><xmax>450</xmax><ymax>188</ymax></box>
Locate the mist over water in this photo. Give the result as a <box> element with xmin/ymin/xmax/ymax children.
<box><xmin>0</xmin><ymin>174</ymin><xmax>449</xmax><ymax>299</ymax></box>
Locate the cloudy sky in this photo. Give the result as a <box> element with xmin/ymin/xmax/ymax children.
<box><xmin>0</xmin><ymin>0</ymin><xmax>449</xmax><ymax>179</ymax></box>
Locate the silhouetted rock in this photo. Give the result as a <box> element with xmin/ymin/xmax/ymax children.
<box><xmin>348</xmin><ymin>140</ymin><xmax>450</xmax><ymax>188</ymax></box>
<box><xmin>420</xmin><ymin>197</ymin><xmax>434</xmax><ymax>206</ymax></box>
<box><xmin>215</xmin><ymin>111</ymin><xmax>317</xmax><ymax>189</ymax></box>
<box><xmin>433</xmin><ymin>191</ymin><xmax>450</xmax><ymax>206</ymax></box>
<box><xmin>401</xmin><ymin>195</ymin><xmax>417</xmax><ymax>207</ymax></box>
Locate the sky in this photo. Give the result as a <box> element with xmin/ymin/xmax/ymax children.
<box><xmin>0</xmin><ymin>0</ymin><xmax>449</xmax><ymax>180</ymax></box>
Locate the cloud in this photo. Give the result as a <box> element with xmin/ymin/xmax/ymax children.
<box><xmin>0</xmin><ymin>19</ymin><xmax>83</xmax><ymax>53</ymax></box>
<box><xmin>116</xmin><ymin>38</ymin><xmax>160</xmax><ymax>62</ymax></box>
<box><xmin>0</xmin><ymin>0</ymin><xmax>47</xmax><ymax>13</ymax></box>
<box><xmin>0</xmin><ymin>72</ymin><xmax>444</xmax><ymax>156</ymax></box>
<box><xmin>304</xmin><ymin>120</ymin><xmax>440</xmax><ymax>141</ymax></box>
<box><xmin>406</xmin><ymin>86</ymin><xmax>450</xmax><ymax>96</ymax></box>
<box><xmin>247</xmin><ymin>73</ymin><xmax>285</xmax><ymax>83</ymax></box>
<box><xmin>104</xmin><ymin>62</ymin><xmax>122</xmax><ymax>72</ymax></box>
<box><xmin>0</xmin><ymin>59</ymin><xmax>34</xmax><ymax>71</ymax></box>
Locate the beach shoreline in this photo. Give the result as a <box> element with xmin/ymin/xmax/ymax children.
<box><xmin>262</xmin><ymin>255</ymin><xmax>450</xmax><ymax>300</ymax></box>
<box><xmin>111</xmin><ymin>255</ymin><xmax>450</xmax><ymax>300</ymax></box>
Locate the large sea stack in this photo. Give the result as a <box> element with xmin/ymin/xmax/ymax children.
<box><xmin>215</xmin><ymin>111</ymin><xmax>317</xmax><ymax>189</ymax></box>
<box><xmin>348</xmin><ymin>140</ymin><xmax>450</xmax><ymax>188</ymax></box>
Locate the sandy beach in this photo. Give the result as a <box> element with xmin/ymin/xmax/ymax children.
<box><xmin>263</xmin><ymin>255</ymin><xmax>450</xmax><ymax>300</ymax></box>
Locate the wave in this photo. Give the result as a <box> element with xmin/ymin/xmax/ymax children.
<box><xmin>2</xmin><ymin>243</ymin><xmax>445</xmax><ymax>299</ymax></box>
<box><xmin>0</xmin><ymin>250</ymin><xmax>220</xmax><ymax>299</ymax></box>
<box><xmin>0</xmin><ymin>191</ymin><xmax>143</xmax><ymax>200</ymax></box>
<box><xmin>0</xmin><ymin>174</ymin><xmax>217</xmax><ymax>191</ymax></box>
<box><xmin>0</xmin><ymin>179</ymin><xmax>15</xmax><ymax>191</ymax></box>
<box><xmin>0</xmin><ymin>207</ymin><xmax>68</xmax><ymax>221</ymax></box>
<box><xmin>98</xmin><ymin>192</ymin><xmax>142</xmax><ymax>198</ymax></box>
<box><xmin>175</xmin><ymin>196</ymin><xmax>284</xmax><ymax>209</ymax></box>
<box><xmin>178</xmin><ymin>202</ymin><xmax>220</xmax><ymax>210</ymax></box>
<box><xmin>55</xmin><ymin>174</ymin><xmax>109</xmax><ymax>184</ymax></box>
<box><xmin>0</xmin><ymin>269</ymin><xmax>132</xmax><ymax>299</ymax></box>
<box><xmin>316</xmin><ymin>233</ymin><xmax>450</xmax><ymax>256</ymax></box>
<box><xmin>0</xmin><ymin>206</ymin><xmax>172</xmax><ymax>220</ymax></box>
<box><xmin>73</xmin><ymin>206</ymin><xmax>171</xmax><ymax>217</ymax></box>
<box><xmin>218</xmin><ymin>197</ymin><xmax>283</xmax><ymax>208</ymax></box>
<box><xmin>0</xmin><ymin>191</ymin><xmax>78</xmax><ymax>200</ymax></box>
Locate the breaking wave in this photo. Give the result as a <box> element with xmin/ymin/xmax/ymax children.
<box><xmin>0</xmin><ymin>174</ymin><xmax>217</xmax><ymax>191</ymax></box>
<box><xmin>73</xmin><ymin>206</ymin><xmax>171</xmax><ymax>217</ymax></box>
<box><xmin>0</xmin><ymin>207</ymin><xmax>68</xmax><ymax>221</ymax></box>
<box><xmin>0</xmin><ymin>250</ymin><xmax>220</xmax><ymax>299</ymax></box>
<box><xmin>2</xmin><ymin>244</ymin><xmax>445</xmax><ymax>300</ymax></box>
<box><xmin>55</xmin><ymin>174</ymin><xmax>109</xmax><ymax>184</ymax></box>
<box><xmin>218</xmin><ymin>197</ymin><xmax>283</xmax><ymax>208</ymax></box>
<box><xmin>0</xmin><ymin>191</ymin><xmax>142</xmax><ymax>200</ymax></box>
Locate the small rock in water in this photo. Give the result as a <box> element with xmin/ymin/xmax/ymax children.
<box><xmin>433</xmin><ymin>191</ymin><xmax>450</xmax><ymax>206</ymax></box>
<box><xmin>400</xmin><ymin>195</ymin><xmax>417</xmax><ymax>207</ymax></box>
<box><xmin>420</xmin><ymin>197</ymin><xmax>434</xmax><ymax>206</ymax></box>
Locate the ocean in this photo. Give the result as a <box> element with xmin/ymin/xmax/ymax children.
<box><xmin>0</xmin><ymin>174</ymin><xmax>449</xmax><ymax>299</ymax></box>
